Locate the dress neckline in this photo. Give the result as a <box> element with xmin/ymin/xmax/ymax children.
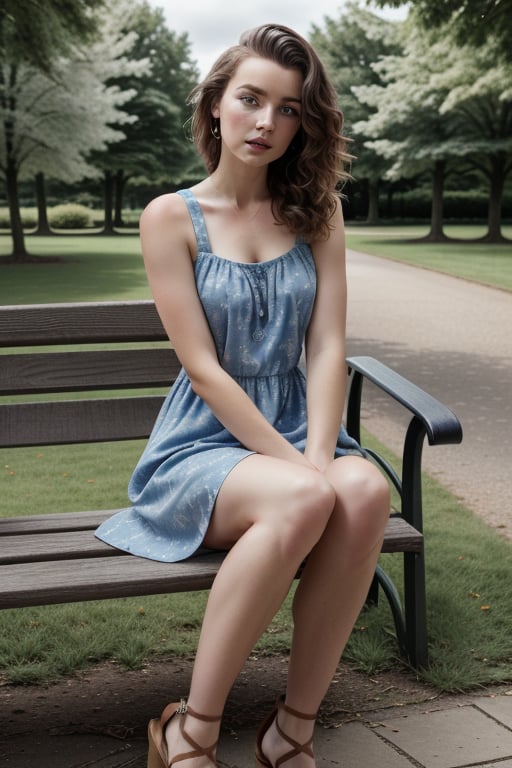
<box><xmin>195</xmin><ymin>247</ymin><xmax>303</xmax><ymax>269</ymax></box>
<box><xmin>179</xmin><ymin>188</ymin><xmax>308</xmax><ymax>268</ymax></box>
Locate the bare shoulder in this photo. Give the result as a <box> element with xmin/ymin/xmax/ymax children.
<box><xmin>140</xmin><ymin>192</ymin><xmax>189</xmax><ymax>234</ymax></box>
<box><xmin>139</xmin><ymin>192</ymin><xmax>194</xmax><ymax>267</ymax></box>
<box><xmin>311</xmin><ymin>197</ymin><xmax>345</xmax><ymax>266</ymax></box>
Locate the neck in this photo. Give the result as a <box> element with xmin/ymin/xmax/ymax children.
<box><xmin>208</xmin><ymin>168</ymin><xmax>269</xmax><ymax>211</ymax></box>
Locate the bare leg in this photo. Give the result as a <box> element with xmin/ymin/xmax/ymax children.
<box><xmin>164</xmin><ymin>454</ymin><xmax>336</xmax><ymax>765</ymax></box>
<box><xmin>261</xmin><ymin>456</ymin><xmax>390</xmax><ymax>767</ymax></box>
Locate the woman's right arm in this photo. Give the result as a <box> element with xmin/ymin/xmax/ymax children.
<box><xmin>140</xmin><ymin>194</ymin><xmax>313</xmax><ymax>468</ymax></box>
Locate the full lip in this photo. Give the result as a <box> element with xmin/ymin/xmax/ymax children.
<box><xmin>246</xmin><ymin>137</ymin><xmax>272</xmax><ymax>150</ymax></box>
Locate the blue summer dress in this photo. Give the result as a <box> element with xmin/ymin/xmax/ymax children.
<box><xmin>95</xmin><ymin>189</ymin><xmax>362</xmax><ymax>562</ymax></box>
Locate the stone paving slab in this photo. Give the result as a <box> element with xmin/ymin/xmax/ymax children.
<box><xmin>220</xmin><ymin>721</ymin><xmax>415</xmax><ymax>768</ymax></box>
<box><xmin>371</xmin><ymin>702</ymin><xmax>512</xmax><ymax>768</ymax></box>
<box><xmin>3</xmin><ymin>695</ymin><xmax>512</xmax><ymax>768</ymax></box>
<box><xmin>473</xmin><ymin>694</ymin><xmax>512</xmax><ymax>729</ymax></box>
<box><xmin>2</xmin><ymin>732</ymin><xmax>146</xmax><ymax>767</ymax></box>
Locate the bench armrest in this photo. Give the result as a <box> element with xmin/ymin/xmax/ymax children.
<box><xmin>346</xmin><ymin>355</ymin><xmax>463</xmax><ymax>532</ymax></box>
<box><xmin>346</xmin><ymin>355</ymin><xmax>462</xmax><ymax>447</ymax></box>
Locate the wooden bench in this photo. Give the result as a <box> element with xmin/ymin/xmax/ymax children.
<box><xmin>0</xmin><ymin>301</ymin><xmax>462</xmax><ymax>669</ymax></box>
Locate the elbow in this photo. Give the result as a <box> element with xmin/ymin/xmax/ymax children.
<box><xmin>188</xmin><ymin>372</ymin><xmax>209</xmax><ymax>401</ymax></box>
<box><xmin>187</xmin><ymin>363</ymin><xmax>224</xmax><ymax>404</ymax></box>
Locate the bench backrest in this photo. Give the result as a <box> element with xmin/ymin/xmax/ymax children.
<box><xmin>0</xmin><ymin>301</ymin><xmax>180</xmax><ymax>448</ymax></box>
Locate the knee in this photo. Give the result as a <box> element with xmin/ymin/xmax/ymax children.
<box><xmin>362</xmin><ymin>464</ymin><xmax>391</xmax><ymax>526</ymax></box>
<box><xmin>276</xmin><ymin>471</ymin><xmax>336</xmax><ymax>557</ymax></box>
<box><xmin>331</xmin><ymin>460</ymin><xmax>390</xmax><ymax>552</ymax></box>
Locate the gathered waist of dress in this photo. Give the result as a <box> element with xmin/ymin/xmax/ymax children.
<box><xmin>231</xmin><ymin>366</ymin><xmax>305</xmax><ymax>383</ymax></box>
<box><xmin>174</xmin><ymin>364</ymin><xmax>305</xmax><ymax>388</ymax></box>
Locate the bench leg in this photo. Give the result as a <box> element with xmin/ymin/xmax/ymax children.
<box><xmin>373</xmin><ymin>565</ymin><xmax>408</xmax><ymax>661</ymax></box>
<box><xmin>404</xmin><ymin>550</ymin><xmax>429</xmax><ymax>669</ymax></box>
<box><xmin>366</xmin><ymin>561</ymin><xmax>429</xmax><ymax>669</ymax></box>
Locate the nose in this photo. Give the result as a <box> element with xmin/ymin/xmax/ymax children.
<box><xmin>256</xmin><ymin>106</ymin><xmax>274</xmax><ymax>132</ymax></box>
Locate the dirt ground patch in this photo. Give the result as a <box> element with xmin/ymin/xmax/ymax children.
<box><xmin>1</xmin><ymin>655</ymin><xmax>441</xmax><ymax>744</ymax></box>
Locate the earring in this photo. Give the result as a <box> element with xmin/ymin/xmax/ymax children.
<box><xmin>210</xmin><ymin>118</ymin><xmax>221</xmax><ymax>140</ymax></box>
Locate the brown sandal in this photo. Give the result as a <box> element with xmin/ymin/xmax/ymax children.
<box><xmin>147</xmin><ymin>698</ymin><xmax>222</xmax><ymax>768</ymax></box>
<box><xmin>255</xmin><ymin>694</ymin><xmax>316</xmax><ymax>767</ymax></box>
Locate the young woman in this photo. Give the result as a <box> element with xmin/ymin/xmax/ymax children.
<box><xmin>96</xmin><ymin>23</ymin><xmax>390</xmax><ymax>768</ymax></box>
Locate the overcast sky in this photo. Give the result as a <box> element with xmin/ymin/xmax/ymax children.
<box><xmin>145</xmin><ymin>1</ymin><xmax>407</xmax><ymax>77</ymax></box>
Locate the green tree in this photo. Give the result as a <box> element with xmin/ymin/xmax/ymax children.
<box><xmin>0</xmin><ymin>0</ymin><xmax>104</xmax><ymax>73</ymax></box>
<box><xmin>311</xmin><ymin>2</ymin><xmax>402</xmax><ymax>222</ymax></box>
<box><xmin>434</xmin><ymin>39</ymin><xmax>512</xmax><ymax>242</ymax></box>
<box><xmin>353</xmin><ymin>24</ymin><xmax>457</xmax><ymax>240</ymax></box>
<box><xmin>0</xmin><ymin>0</ymin><xmax>146</xmax><ymax>259</ymax></box>
<box><xmin>354</xmin><ymin>20</ymin><xmax>512</xmax><ymax>241</ymax></box>
<box><xmin>373</xmin><ymin>0</ymin><xmax>512</xmax><ymax>61</ymax></box>
<box><xmin>97</xmin><ymin>0</ymin><xmax>199</xmax><ymax>232</ymax></box>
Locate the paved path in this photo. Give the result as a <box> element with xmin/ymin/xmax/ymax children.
<box><xmin>345</xmin><ymin>250</ymin><xmax>512</xmax><ymax>539</ymax></box>
<box><xmin>2</xmin><ymin>659</ymin><xmax>512</xmax><ymax>767</ymax></box>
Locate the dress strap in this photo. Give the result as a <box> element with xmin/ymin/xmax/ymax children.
<box><xmin>176</xmin><ymin>189</ymin><xmax>212</xmax><ymax>254</ymax></box>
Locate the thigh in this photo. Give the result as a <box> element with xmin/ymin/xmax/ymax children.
<box><xmin>204</xmin><ymin>453</ymin><xmax>330</xmax><ymax>550</ymax></box>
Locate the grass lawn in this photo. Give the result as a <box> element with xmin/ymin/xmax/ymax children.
<box><xmin>0</xmin><ymin>234</ymin><xmax>149</xmax><ymax>303</ymax></box>
<box><xmin>346</xmin><ymin>224</ymin><xmax>512</xmax><ymax>292</ymax></box>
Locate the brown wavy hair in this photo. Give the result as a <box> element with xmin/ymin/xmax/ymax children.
<box><xmin>188</xmin><ymin>24</ymin><xmax>350</xmax><ymax>242</ymax></box>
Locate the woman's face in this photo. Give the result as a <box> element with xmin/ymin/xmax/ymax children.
<box><xmin>212</xmin><ymin>56</ymin><xmax>303</xmax><ymax>167</ymax></box>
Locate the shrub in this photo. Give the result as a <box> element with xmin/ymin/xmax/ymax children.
<box><xmin>0</xmin><ymin>208</ymin><xmax>38</xmax><ymax>229</ymax></box>
<box><xmin>48</xmin><ymin>204</ymin><xmax>94</xmax><ymax>229</ymax></box>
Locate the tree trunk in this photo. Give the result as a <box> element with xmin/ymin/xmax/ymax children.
<box><xmin>5</xmin><ymin>156</ymin><xmax>29</xmax><ymax>261</ymax></box>
<box><xmin>413</xmin><ymin>161</ymin><xmax>449</xmax><ymax>243</ymax></box>
<box><xmin>482</xmin><ymin>154</ymin><xmax>507</xmax><ymax>243</ymax></box>
<box><xmin>34</xmin><ymin>172</ymin><xmax>52</xmax><ymax>235</ymax></box>
<box><xmin>102</xmin><ymin>170</ymin><xmax>115</xmax><ymax>234</ymax></box>
<box><xmin>424</xmin><ymin>160</ymin><xmax>448</xmax><ymax>242</ymax></box>
<box><xmin>366</xmin><ymin>178</ymin><xmax>380</xmax><ymax>224</ymax></box>
<box><xmin>114</xmin><ymin>169</ymin><xmax>125</xmax><ymax>228</ymax></box>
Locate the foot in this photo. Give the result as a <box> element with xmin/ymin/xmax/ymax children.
<box><xmin>257</xmin><ymin>696</ymin><xmax>316</xmax><ymax>768</ymax></box>
<box><xmin>164</xmin><ymin>701</ymin><xmax>221</xmax><ymax>768</ymax></box>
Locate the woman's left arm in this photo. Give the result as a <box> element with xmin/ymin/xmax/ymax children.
<box><xmin>304</xmin><ymin>198</ymin><xmax>348</xmax><ymax>472</ymax></box>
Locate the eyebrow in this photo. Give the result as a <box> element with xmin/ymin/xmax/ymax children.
<box><xmin>236</xmin><ymin>83</ymin><xmax>302</xmax><ymax>104</ymax></box>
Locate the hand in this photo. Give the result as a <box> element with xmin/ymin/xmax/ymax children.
<box><xmin>304</xmin><ymin>448</ymin><xmax>335</xmax><ymax>474</ymax></box>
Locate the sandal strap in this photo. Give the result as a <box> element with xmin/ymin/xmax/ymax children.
<box><xmin>254</xmin><ymin>694</ymin><xmax>316</xmax><ymax>768</ymax></box>
<box><xmin>279</xmin><ymin>696</ymin><xmax>317</xmax><ymax>721</ymax></box>
<box><xmin>186</xmin><ymin>703</ymin><xmax>223</xmax><ymax>723</ymax></box>
<box><xmin>275</xmin><ymin>695</ymin><xmax>315</xmax><ymax>766</ymax></box>
<box><xmin>274</xmin><ymin>720</ymin><xmax>314</xmax><ymax>764</ymax></box>
<box><xmin>161</xmin><ymin>699</ymin><xmax>222</xmax><ymax>767</ymax></box>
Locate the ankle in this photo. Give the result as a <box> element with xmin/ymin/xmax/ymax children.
<box><xmin>278</xmin><ymin>707</ymin><xmax>315</xmax><ymax>745</ymax></box>
<box><xmin>259</xmin><ymin>696</ymin><xmax>316</xmax><ymax>768</ymax></box>
<box><xmin>164</xmin><ymin>701</ymin><xmax>222</xmax><ymax>765</ymax></box>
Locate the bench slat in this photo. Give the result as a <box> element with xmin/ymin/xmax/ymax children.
<box><xmin>0</xmin><ymin>301</ymin><xmax>167</xmax><ymax>346</ymax></box>
<box><xmin>0</xmin><ymin>510</ymin><xmax>111</xmax><ymax>535</ymax></box>
<box><xmin>0</xmin><ymin>553</ymin><xmax>226</xmax><ymax>609</ymax></box>
<box><xmin>0</xmin><ymin>349</ymin><xmax>180</xmax><ymax>394</ymax></box>
<box><xmin>0</xmin><ymin>516</ymin><xmax>422</xmax><ymax>567</ymax></box>
<box><xmin>0</xmin><ymin>396</ymin><xmax>164</xmax><ymax>447</ymax></box>
<box><xmin>0</xmin><ymin>530</ymin><xmax>125</xmax><ymax>564</ymax></box>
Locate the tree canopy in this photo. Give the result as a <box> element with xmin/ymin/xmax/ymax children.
<box><xmin>372</xmin><ymin>0</ymin><xmax>512</xmax><ymax>61</ymax></box>
<box><xmin>311</xmin><ymin>2</ymin><xmax>402</xmax><ymax>221</ymax></box>
<box><xmin>0</xmin><ymin>0</ymin><xmax>105</xmax><ymax>71</ymax></box>
<box><xmin>352</xmin><ymin>14</ymin><xmax>512</xmax><ymax>241</ymax></box>
<box><xmin>0</xmin><ymin>0</ymin><xmax>149</xmax><ymax>257</ymax></box>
